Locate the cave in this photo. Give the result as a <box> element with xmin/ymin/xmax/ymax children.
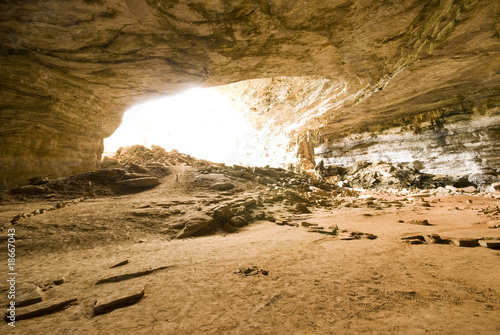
<box><xmin>1</xmin><ymin>1</ymin><xmax>499</xmax><ymax>333</ymax></box>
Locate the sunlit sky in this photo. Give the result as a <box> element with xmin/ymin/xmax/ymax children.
<box><xmin>104</xmin><ymin>88</ymin><xmax>286</xmax><ymax>166</ymax></box>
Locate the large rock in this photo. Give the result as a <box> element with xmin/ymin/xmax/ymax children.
<box><xmin>175</xmin><ymin>214</ymin><xmax>215</xmax><ymax>239</ymax></box>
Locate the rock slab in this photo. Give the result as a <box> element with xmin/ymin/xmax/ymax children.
<box><xmin>94</xmin><ymin>285</ymin><xmax>145</xmax><ymax>316</ymax></box>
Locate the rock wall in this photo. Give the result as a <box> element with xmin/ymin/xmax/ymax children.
<box><xmin>316</xmin><ymin>106</ymin><xmax>500</xmax><ymax>176</ymax></box>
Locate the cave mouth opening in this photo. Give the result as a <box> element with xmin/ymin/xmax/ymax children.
<box><xmin>103</xmin><ymin>86</ymin><xmax>285</xmax><ymax>167</ymax></box>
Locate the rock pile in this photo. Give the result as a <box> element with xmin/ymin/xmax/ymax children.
<box><xmin>324</xmin><ymin>161</ymin><xmax>444</xmax><ymax>189</ymax></box>
<box><xmin>110</xmin><ymin>145</ymin><xmax>214</xmax><ymax>168</ymax></box>
<box><xmin>7</xmin><ymin>164</ymin><xmax>168</xmax><ymax>199</ymax></box>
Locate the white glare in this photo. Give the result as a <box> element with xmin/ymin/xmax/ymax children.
<box><xmin>104</xmin><ymin>88</ymin><xmax>276</xmax><ymax>166</ymax></box>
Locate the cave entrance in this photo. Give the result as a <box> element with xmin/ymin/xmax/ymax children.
<box><xmin>104</xmin><ymin>87</ymin><xmax>276</xmax><ymax>166</ymax></box>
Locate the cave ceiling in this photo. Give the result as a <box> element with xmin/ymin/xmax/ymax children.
<box><xmin>0</xmin><ymin>0</ymin><xmax>499</xmax><ymax>187</ymax></box>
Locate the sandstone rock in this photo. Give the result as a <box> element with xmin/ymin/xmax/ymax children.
<box><xmin>11</xmin><ymin>298</ymin><xmax>77</xmax><ymax>321</ymax></box>
<box><xmin>16</xmin><ymin>286</ymin><xmax>42</xmax><ymax>308</ymax></box>
<box><xmin>129</xmin><ymin>164</ymin><xmax>150</xmax><ymax>174</ymax></box>
<box><xmin>294</xmin><ymin>203</ymin><xmax>312</xmax><ymax>214</ymax></box>
<box><xmin>211</xmin><ymin>183</ymin><xmax>235</xmax><ymax>191</ymax></box>
<box><xmin>478</xmin><ymin>240</ymin><xmax>500</xmax><ymax>250</ymax></box>
<box><xmin>100</xmin><ymin>156</ymin><xmax>119</xmax><ymax>168</ymax></box>
<box><xmin>28</xmin><ymin>176</ymin><xmax>49</xmax><ymax>185</ymax></box>
<box><xmin>176</xmin><ymin>214</ymin><xmax>214</xmax><ymax>238</ymax></box>
<box><xmin>222</xmin><ymin>222</ymin><xmax>238</xmax><ymax>233</ymax></box>
<box><xmin>94</xmin><ymin>285</ymin><xmax>144</xmax><ymax>316</ymax></box>
<box><xmin>423</xmin><ymin>234</ymin><xmax>450</xmax><ymax>244</ymax></box>
<box><xmin>459</xmin><ymin>186</ymin><xmax>477</xmax><ymax>193</ymax></box>
<box><xmin>110</xmin><ymin>260</ymin><xmax>129</xmax><ymax>268</ymax></box>
<box><xmin>211</xmin><ymin>205</ymin><xmax>233</xmax><ymax>221</ymax></box>
<box><xmin>92</xmin><ymin>169</ymin><xmax>122</xmax><ymax>181</ymax></box>
<box><xmin>122</xmin><ymin>172</ymin><xmax>151</xmax><ymax>180</ymax></box>
<box><xmin>117</xmin><ymin>177</ymin><xmax>160</xmax><ymax>188</ymax></box>
<box><xmin>402</xmin><ymin>239</ymin><xmax>425</xmax><ymax>245</ymax></box>
<box><xmin>408</xmin><ymin>219</ymin><xmax>430</xmax><ymax>226</ymax></box>
<box><xmin>229</xmin><ymin>216</ymin><xmax>248</xmax><ymax>228</ymax></box>
<box><xmin>488</xmin><ymin>182</ymin><xmax>500</xmax><ymax>193</ymax></box>
<box><xmin>452</xmin><ymin>238</ymin><xmax>480</xmax><ymax>247</ymax></box>
<box><xmin>11</xmin><ymin>185</ymin><xmax>47</xmax><ymax>195</ymax></box>
<box><xmin>96</xmin><ymin>266</ymin><xmax>172</xmax><ymax>285</ymax></box>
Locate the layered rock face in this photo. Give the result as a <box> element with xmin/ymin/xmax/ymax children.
<box><xmin>0</xmin><ymin>0</ymin><xmax>499</xmax><ymax>188</ymax></box>
<box><xmin>317</xmin><ymin>108</ymin><xmax>500</xmax><ymax>176</ymax></box>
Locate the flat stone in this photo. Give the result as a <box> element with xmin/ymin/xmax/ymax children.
<box><xmin>9</xmin><ymin>298</ymin><xmax>77</xmax><ymax>321</ymax></box>
<box><xmin>94</xmin><ymin>285</ymin><xmax>145</xmax><ymax>316</ymax></box>
<box><xmin>11</xmin><ymin>185</ymin><xmax>47</xmax><ymax>195</ymax></box>
<box><xmin>117</xmin><ymin>177</ymin><xmax>160</xmax><ymax>188</ymax></box>
<box><xmin>407</xmin><ymin>193</ymin><xmax>432</xmax><ymax>198</ymax></box>
<box><xmin>95</xmin><ymin>265</ymin><xmax>172</xmax><ymax>285</ymax></box>
<box><xmin>452</xmin><ymin>238</ymin><xmax>480</xmax><ymax>247</ymax></box>
<box><xmin>478</xmin><ymin>239</ymin><xmax>500</xmax><ymax>249</ymax></box>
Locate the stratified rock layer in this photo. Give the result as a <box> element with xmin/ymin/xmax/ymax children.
<box><xmin>0</xmin><ymin>0</ymin><xmax>499</xmax><ymax>188</ymax></box>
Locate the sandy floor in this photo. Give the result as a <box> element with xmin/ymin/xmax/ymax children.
<box><xmin>1</xmin><ymin>168</ymin><xmax>499</xmax><ymax>334</ymax></box>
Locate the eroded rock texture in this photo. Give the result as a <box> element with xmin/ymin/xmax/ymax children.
<box><xmin>0</xmin><ymin>0</ymin><xmax>499</xmax><ymax>188</ymax></box>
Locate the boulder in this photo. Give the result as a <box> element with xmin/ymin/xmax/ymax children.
<box><xmin>176</xmin><ymin>214</ymin><xmax>214</xmax><ymax>238</ymax></box>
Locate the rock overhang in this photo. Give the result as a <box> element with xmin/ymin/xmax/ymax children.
<box><xmin>0</xmin><ymin>0</ymin><xmax>499</xmax><ymax>188</ymax></box>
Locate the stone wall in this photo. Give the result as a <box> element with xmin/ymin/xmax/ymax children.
<box><xmin>316</xmin><ymin>107</ymin><xmax>500</xmax><ymax>176</ymax></box>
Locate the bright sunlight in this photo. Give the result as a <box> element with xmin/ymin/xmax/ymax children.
<box><xmin>104</xmin><ymin>88</ymin><xmax>285</xmax><ymax>166</ymax></box>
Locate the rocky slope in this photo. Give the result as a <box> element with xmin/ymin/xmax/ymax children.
<box><xmin>1</xmin><ymin>0</ymin><xmax>499</xmax><ymax>188</ymax></box>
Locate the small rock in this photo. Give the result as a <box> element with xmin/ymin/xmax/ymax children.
<box><xmin>122</xmin><ymin>172</ymin><xmax>151</xmax><ymax>180</ymax></box>
<box><xmin>10</xmin><ymin>298</ymin><xmax>77</xmax><ymax>321</ymax></box>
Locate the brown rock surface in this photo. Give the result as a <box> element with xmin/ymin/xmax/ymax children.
<box><xmin>1</xmin><ymin>1</ymin><xmax>499</xmax><ymax>188</ymax></box>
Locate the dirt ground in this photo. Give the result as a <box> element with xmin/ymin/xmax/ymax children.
<box><xmin>1</xmin><ymin>165</ymin><xmax>499</xmax><ymax>334</ymax></box>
